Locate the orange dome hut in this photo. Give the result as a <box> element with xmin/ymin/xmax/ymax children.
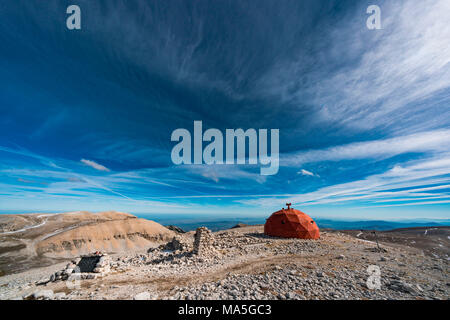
<box><xmin>264</xmin><ymin>203</ymin><xmax>320</xmax><ymax>239</ymax></box>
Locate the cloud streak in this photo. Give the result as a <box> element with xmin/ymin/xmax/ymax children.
<box><xmin>284</xmin><ymin>129</ymin><xmax>450</xmax><ymax>165</ymax></box>
<box><xmin>80</xmin><ymin>159</ymin><xmax>110</xmax><ymax>172</ymax></box>
<box><xmin>298</xmin><ymin>169</ymin><xmax>319</xmax><ymax>177</ymax></box>
<box><xmin>239</xmin><ymin>154</ymin><xmax>450</xmax><ymax>208</ymax></box>
<box><xmin>258</xmin><ymin>0</ymin><xmax>450</xmax><ymax>133</ymax></box>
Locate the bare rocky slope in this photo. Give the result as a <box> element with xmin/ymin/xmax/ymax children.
<box><xmin>0</xmin><ymin>211</ymin><xmax>174</xmax><ymax>274</ymax></box>
<box><xmin>36</xmin><ymin>218</ymin><xmax>174</xmax><ymax>258</ymax></box>
<box><xmin>0</xmin><ymin>224</ymin><xmax>448</xmax><ymax>300</ymax></box>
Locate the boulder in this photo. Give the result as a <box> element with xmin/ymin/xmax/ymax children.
<box><xmin>231</xmin><ymin>223</ymin><xmax>248</xmax><ymax>229</ymax></box>
<box><xmin>166</xmin><ymin>225</ymin><xmax>186</xmax><ymax>233</ymax></box>
<box><xmin>31</xmin><ymin>289</ymin><xmax>54</xmax><ymax>300</ymax></box>
<box><xmin>388</xmin><ymin>280</ymin><xmax>417</xmax><ymax>295</ymax></box>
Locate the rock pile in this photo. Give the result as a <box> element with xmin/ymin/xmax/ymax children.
<box><xmin>41</xmin><ymin>258</ymin><xmax>82</xmax><ymax>283</ymax></box>
<box><xmin>159</xmin><ymin>236</ymin><xmax>192</xmax><ymax>252</ymax></box>
<box><xmin>193</xmin><ymin>227</ymin><xmax>216</xmax><ymax>256</ymax></box>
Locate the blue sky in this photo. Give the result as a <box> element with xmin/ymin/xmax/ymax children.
<box><xmin>0</xmin><ymin>0</ymin><xmax>449</xmax><ymax>220</ymax></box>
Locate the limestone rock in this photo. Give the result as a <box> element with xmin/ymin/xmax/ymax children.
<box><xmin>30</xmin><ymin>289</ymin><xmax>54</xmax><ymax>300</ymax></box>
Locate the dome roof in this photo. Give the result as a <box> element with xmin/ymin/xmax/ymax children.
<box><xmin>264</xmin><ymin>203</ymin><xmax>320</xmax><ymax>239</ymax></box>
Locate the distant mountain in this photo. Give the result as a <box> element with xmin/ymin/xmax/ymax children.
<box><xmin>145</xmin><ymin>215</ymin><xmax>450</xmax><ymax>232</ymax></box>
<box><xmin>315</xmin><ymin>218</ymin><xmax>450</xmax><ymax>231</ymax></box>
<box><xmin>150</xmin><ymin>217</ymin><xmax>266</xmax><ymax>232</ymax></box>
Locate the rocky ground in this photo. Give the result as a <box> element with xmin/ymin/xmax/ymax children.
<box><xmin>0</xmin><ymin>225</ymin><xmax>448</xmax><ymax>300</ymax></box>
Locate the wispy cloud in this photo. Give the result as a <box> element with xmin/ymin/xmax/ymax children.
<box><xmin>0</xmin><ymin>145</ymin><xmax>188</xmax><ymax>209</ymax></box>
<box><xmin>284</xmin><ymin>129</ymin><xmax>450</xmax><ymax>166</ymax></box>
<box><xmin>186</xmin><ymin>165</ymin><xmax>267</xmax><ymax>184</ymax></box>
<box><xmin>258</xmin><ymin>0</ymin><xmax>450</xmax><ymax>133</ymax></box>
<box><xmin>80</xmin><ymin>159</ymin><xmax>110</xmax><ymax>172</ymax></box>
<box><xmin>1</xmin><ymin>1</ymin><xmax>449</xmax><ymax>218</ymax></box>
<box><xmin>298</xmin><ymin>169</ymin><xmax>319</xmax><ymax>177</ymax></box>
<box><xmin>239</xmin><ymin>154</ymin><xmax>450</xmax><ymax>208</ymax></box>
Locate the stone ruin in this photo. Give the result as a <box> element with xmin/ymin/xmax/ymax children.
<box><xmin>79</xmin><ymin>253</ymin><xmax>111</xmax><ymax>274</ymax></box>
<box><xmin>40</xmin><ymin>227</ymin><xmax>219</xmax><ymax>286</ymax></box>
<box><xmin>152</xmin><ymin>227</ymin><xmax>216</xmax><ymax>257</ymax></box>
<box><xmin>193</xmin><ymin>227</ymin><xmax>217</xmax><ymax>256</ymax></box>
<box><xmin>160</xmin><ymin>235</ymin><xmax>191</xmax><ymax>252</ymax></box>
<box><xmin>41</xmin><ymin>252</ymin><xmax>111</xmax><ymax>284</ymax></box>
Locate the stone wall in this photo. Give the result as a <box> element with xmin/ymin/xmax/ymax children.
<box><xmin>193</xmin><ymin>227</ymin><xmax>216</xmax><ymax>256</ymax></box>
<box><xmin>44</xmin><ymin>252</ymin><xmax>111</xmax><ymax>284</ymax></box>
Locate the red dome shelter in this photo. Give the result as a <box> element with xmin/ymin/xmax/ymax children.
<box><xmin>264</xmin><ymin>203</ymin><xmax>320</xmax><ymax>239</ymax></box>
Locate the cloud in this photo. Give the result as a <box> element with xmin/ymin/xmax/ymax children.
<box><xmin>17</xmin><ymin>178</ymin><xmax>47</xmax><ymax>185</ymax></box>
<box><xmin>298</xmin><ymin>169</ymin><xmax>318</xmax><ymax>177</ymax></box>
<box><xmin>284</xmin><ymin>129</ymin><xmax>450</xmax><ymax>165</ymax></box>
<box><xmin>238</xmin><ymin>153</ymin><xmax>450</xmax><ymax>207</ymax></box>
<box><xmin>80</xmin><ymin>159</ymin><xmax>110</xmax><ymax>172</ymax></box>
<box><xmin>180</xmin><ymin>164</ymin><xmax>267</xmax><ymax>184</ymax></box>
<box><xmin>67</xmin><ymin>177</ymin><xmax>85</xmax><ymax>183</ymax></box>
<box><xmin>258</xmin><ymin>0</ymin><xmax>450</xmax><ymax>133</ymax></box>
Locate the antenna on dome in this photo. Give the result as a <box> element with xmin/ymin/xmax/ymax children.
<box><xmin>286</xmin><ymin>203</ymin><xmax>291</xmax><ymax>209</ymax></box>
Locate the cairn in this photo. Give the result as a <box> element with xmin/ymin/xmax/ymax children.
<box><xmin>193</xmin><ymin>227</ymin><xmax>216</xmax><ymax>256</ymax></box>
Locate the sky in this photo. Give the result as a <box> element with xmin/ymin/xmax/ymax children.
<box><xmin>0</xmin><ymin>0</ymin><xmax>449</xmax><ymax>220</ymax></box>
